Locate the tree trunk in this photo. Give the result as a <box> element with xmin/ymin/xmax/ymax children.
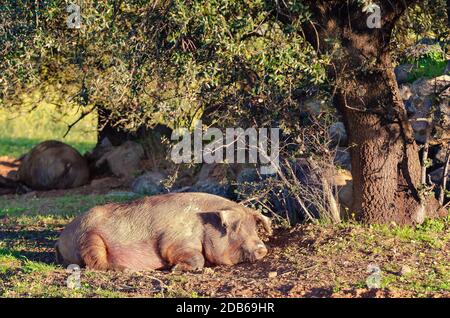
<box><xmin>335</xmin><ymin>54</ymin><xmax>427</xmax><ymax>224</ymax></box>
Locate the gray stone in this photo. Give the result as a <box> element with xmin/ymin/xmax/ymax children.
<box><xmin>395</xmin><ymin>64</ymin><xmax>414</xmax><ymax>84</ymax></box>
<box><xmin>237</xmin><ymin>167</ymin><xmax>262</xmax><ymax>184</ymax></box>
<box><xmin>398</xmin><ymin>84</ymin><xmax>414</xmax><ymax>101</ymax></box>
<box><xmin>131</xmin><ymin>171</ymin><xmax>166</xmax><ymax>195</ymax></box>
<box><xmin>96</xmin><ymin>141</ymin><xmax>145</xmax><ymax>179</ymax></box>
<box><xmin>190</xmin><ymin>164</ymin><xmax>235</xmax><ymax>198</ymax></box>
<box><xmin>412</xmin><ymin>125</ymin><xmax>431</xmax><ymax>144</ymax></box>
<box><xmin>190</xmin><ymin>181</ymin><xmax>233</xmax><ymax>198</ymax></box>
<box><xmin>235</xmin><ymin>167</ymin><xmax>265</xmax><ymax>200</ymax></box>
<box><xmin>302</xmin><ymin>98</ymin><xmax>324</xmax><ymax>115</ymax></box>
<box><xmin>406</xmin><ymin>76</ymin><xmax>450</xmax><ymax>144</ymax></box>
<box><xmin>404</xmin><ymin>99</ymin><xmax>416</xmax><ymax>115</ymax></box>
<box><xmin>329</xmin><ymin>122</ymin><xmax>348</xmax><ymax>147</ymax></box>
<box><xmin>411</xmin><ymin>75</ymin><xmax>450</xmax><ymax>97</ymax></box>
<box><xmin>334</xmin><ymin>148</ymin><xmax>351</xmax><ymax>170</ymax></box>
<box><xmin>428</xmin><ymin>167</ymin><xmax>446</xmax><ymax>185</ymax></box>
<box><xmin>434</xmin><ymin>147</ymin><xmax>448</xmax><ymax>164</ymax></box>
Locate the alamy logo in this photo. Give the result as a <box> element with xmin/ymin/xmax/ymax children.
<box><xmin>66</xmin><ymin>3</ymin><xmax>81</xmax><ymax>29</ymax></box>
<box><xmin>66</xmin><ymin>264</ymin><xmax>81</xmax><ymax>289</ymax></box>
<box><xmin>171</xmin><ymin>121</ymin><xmax>280</xmax><ymax>175</ymax></box>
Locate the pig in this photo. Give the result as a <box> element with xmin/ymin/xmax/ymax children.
<box><xmin>17</xmin><ymin>140</ymin><xmax>89</xmax><ymax>190</ymax></box>
<box><xmin>55</xmin><ymin>192</ymin><xmax>272</xmax><ymax>271</ymax></box>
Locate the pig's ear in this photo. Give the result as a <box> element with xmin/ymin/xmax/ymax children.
<box><xmin>217</xmin><ymin>210</ymin><xmax>242</xmax><ymax>233</ymax></box>
<box><xmin>253</xmin><ymin>212</ymin><xmax>273</xmax><ymax>236</ymax></box>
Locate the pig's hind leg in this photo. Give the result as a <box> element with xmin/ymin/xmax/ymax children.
<box><xmin>166</xmin><ymin>246</ymin><xmax>205</xmax><ymax>272</ymax></box>
<box><xmin>79</xmin><ymin>231</ymin><xmax>115</xmax><ymax>271</ymax></box>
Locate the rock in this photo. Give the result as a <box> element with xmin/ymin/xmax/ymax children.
<box><xmin>96</xmin><ymin>141</ymin><xmax>145</xmax><ymax>179</ymax></box>
<box><xmin>196</xmin><ymin>163</ymin><xmax>230</xmax><ymax>182</ymax></box>
<box><xmin>445</xmin><ymin>61</ymin><xmax>450</xmax><ymax>75</ymax></box>
<box><xmin>404</xmin><ymin>99</ymin><xmax>416</xmax><ymax>115</ymax></box>
<box><xmin>399</xmin><ymin>265</ymin><xmax>412</xmax><ymax>276</ymax></box>
<box><xmin>411</xmin><ymin>75</ymin><xmax>450</xmax><ymax>97</ymax></box>
<box><xmin>237</xmin><ymin>167</ymin><xmax>261</xmax><ymax>184</ymax></box>
<box><xmin>406</xmin><ymin>42</ymin><xmax>444</xmax><ymax>61</ymax></box>
<box><xmin>404</xmin><ymin>76</ymin><xmax>450</xmax><ymax>144</ymax></box>
<box><xmin>338</xmin><ymin>180</ymin><xmax>353</xmax><ymax>210</ymax></box>
<box><xmin>395</xmin><ymin>64</ymin><xmax>414</xmax><ymax>84</ymax></box>
<box><xmin>190</xmin><ymin>181</ymin><xmax>233</xmax><ymax>198</ymax></box>
<box><xmin>334</xmin><ymin>148</ymin><xmax>351</xmax><ymax>170</ymax></box>
<box><xmin>398</xmin><ymin>84</ymin><xmax>414</xmax><ymax>101</ymax></box>
<box><xmin>131</xmin><ymin>171</ymin><xmax>166</xmax><ymax>195</ymax></box>
<box><xmin>302</xmin><ymin>98</ymin><xmax>323</xmax><ymax>115</ymax></box>
<box><xmin>412</xmin><ymin>122</ymin><xmax>431</xmax><ymax>144</ymax></box>
<box><xmin>434</xmin><ymin>147</ymin><xmax>448</xmax><ymax>164</ymax></box>
<box><xmin>90</xmin><ymin>177</ymin><xmax>124</xmax><ymax>189</ymax></box>
<box><xmin>190</xmin><ymin>164</ymin><xmax>235</xmax><ymax>198</ymax></box>
<box><xmin>428</xmin><ymin>167</ymin><xmax>446</xmax><ymax>185</ymax></box>
<box><xmin>235</xmin><ymin>167</ymin><xmax>269</xmax><ymax>200</ymax></box>
<box><xmin>329</xmin><ymin>122</ymin><xmax>348</xmax><ymax>147</ymax></box>
<box><xmin>438</xmin><ymin>88</ymin><xmax>450</xmax><ymax>132</ymax></box>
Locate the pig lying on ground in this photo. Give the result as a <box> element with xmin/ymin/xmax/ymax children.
<box><xmin>55</xmin><ymin>192</ymin><xmax>272</xmax><ymax>271</ymax></box>
<box><xmin>18</xmin><ymin>140</ymin><xmax>89</xmax><ymax>190</ymax></box>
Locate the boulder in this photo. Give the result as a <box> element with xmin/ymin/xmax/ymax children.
<box><xmin>334</xmin><ymin>148</ymin><xmax>351</xmax><ymax>170</ymax></box>
<box><xmin>430</xmin><ymin>145</ymin><xmax>448</xmax><ymax>164</ymax></box>
<box><xmin>302</xmin><ymin>98</ymin><xmax>324</xmax><ymax>116</ymax></box>
<box><xmin>410</xmin><ymin>75</ymin><xmax>450</xmax><ymax>97</ymax></box>
<box><xmin>402</xmin><ymin>75</ymin><xmax>450</xmax><ymax>144</ymax></box>
<box><xmin>428</xmin><ymin>167</ymin><xmax>447</xmax><ymax>185</ymax></box>
<box><xmin>398</xmin><ymin>84</ymin><xmax>414</xmax><ymax>101</ymax></box>
<box><xmin>329</xmin><ymin>122</ymin><xmax>348</xmax><ymax>147</ymax></box>
<box><xmin>96</xmin><ymin>141</ymin><xmax>144</xmax><ymax>179</ymax></box>
<box><xmin>235</xmin><ymin>167</ymin><xmax>267</xmax><ymax>200</ymax></box>
<box><xmin>131</xmin><ymin>171</ymin><xmax>166</xmax><ymax>195</ymax></box>
<box><xmin>189</xmin><ymin>164</ymin><xmax>235</xmax><ymax>198</ymax></box>
<box><xmin>190</xmin><ymin>181</ymin><xmax>233</xmax><ymax>198</ymax></box>
<box><xmin>395</xmin><ymin>64</ymin><xmax>414</xmax><ymax>84</ymax></box>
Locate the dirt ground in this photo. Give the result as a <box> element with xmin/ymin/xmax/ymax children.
<box><xmin>0</xmin><ymin>158</ymin><xmax>449</xmax><ymax>298</ymax></box>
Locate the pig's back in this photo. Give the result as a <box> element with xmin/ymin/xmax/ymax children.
<box><xmin>86</xmin><ymin>192</ymin><xmax>240</xmax><ymax>241</ymax></box>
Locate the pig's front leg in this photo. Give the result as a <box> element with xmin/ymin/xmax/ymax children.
<box><xmin>167</xmin><ymin>247</ymin><xmax>205</xmax><ymax>272</ymax></box>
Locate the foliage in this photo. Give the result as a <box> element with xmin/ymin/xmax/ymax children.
<box><xmin>391</xmin><ymin>0</ymin><xmax>449</xmax><ymax>61</ymax></box>
<box><xmin>401</xmin><ymin>43</ymin><xmax>448</xmax><ymax>81</ymax></box>
<box><xmin>0</xmin><ymin>0</ymin><xmax>327</xmax><ymax>132</ymax></box>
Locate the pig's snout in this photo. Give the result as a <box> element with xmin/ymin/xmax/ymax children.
<box><xmin>245</xmin><ymin>242</ymin><xmax>268</xmax><ymax>263</ymax></box>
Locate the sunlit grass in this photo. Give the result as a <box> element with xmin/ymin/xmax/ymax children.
<box><xmin>0</xmin><ymin>193</ymin><xmax>141</xmax><ymax>218</ymax></box>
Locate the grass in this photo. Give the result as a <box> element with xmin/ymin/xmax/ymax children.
<box><xmin>369</xmin><ymin>216</ymin><xmax>450</xmax><ymax>248</ymax></box>
<box><xmin>0</xmin><ymin>193</ymin><xmax>141</xmax><ymax>218</ymax></box>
